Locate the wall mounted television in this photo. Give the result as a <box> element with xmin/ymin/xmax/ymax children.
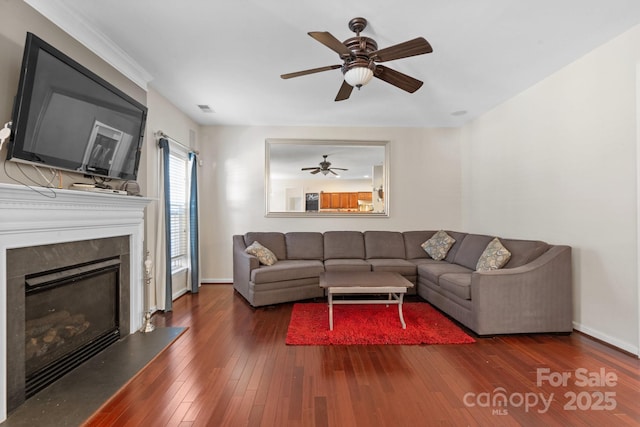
<box><xmin>7</xmin><ymin>32</ymin><xmax>147</xmax><ymax>181</ymax></box>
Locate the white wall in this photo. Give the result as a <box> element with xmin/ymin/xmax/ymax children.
<box><xmin>198</xmin><ymin>125</ymin><xmax>462</xmax><ymax>282</ymax></box>
<box><xmin>462</xmin><ymin>25</ymin><xmax>640</xmax><ymax>354</ymax></box>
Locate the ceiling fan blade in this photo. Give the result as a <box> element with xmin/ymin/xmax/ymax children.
<box><xmin>330</xmin><ymin>168</ymin><xmax>348</xmax><ymax>171</ymax></box>
<box><xmin>371</xmin><ymin>37</ymin><xmax>433</xmax><ymax>62</ymax></box>
<box><xmin>308</xmin><ymin>32</ymin><xmax>352</xmax><ymax>57</ymax></box>
<box><xmin>281</xmin><ymin>65</ymin><xmax>341</xmax><ymax>79</ymax></box>
<box><xmin>310</xmin><ymin>169</ymin><xmax>321</xmax><ymax>174</ymax></box>
<box><xmin>335</xmin><ymin>80</ymin><xmax>354</xmax><ymax>101</ymax></box>
<box><xmin>329</xmin><ymin>169</ymin><xmax>338</xmax><ymax>175</ymax></box>
<box><xmin>374</xmin><ymin>65</ymin><xmax>423</xmax><ymax>93</ymax></box>
<box><xmin>301</xmin><ymin>167</ymin><xmax>320</xmax><ymax>171</ymax></box>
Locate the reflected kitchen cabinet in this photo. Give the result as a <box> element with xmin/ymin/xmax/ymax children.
<box><xmin>357</xmin><ymin>192</ymin><xmax>372</xmax><ymax>202</ymax></box>
<box><xmin>340</xmin><ymin>193</ymin><xmax>354</xmax><ymax>209</ymax></box>
<box><xmin>320</xmin><ymin>192</ymin><xmax>360</xmax><ymax>210</ymax></box>
<box><xmin>331</xmin><ymin>193</ymin><xmax>340</xmax><ymax>208</ymax></box>
<box><xmin>320</xmin><ymin>192</ymin><xmax>331</xmax><ymax>209</ymax></box>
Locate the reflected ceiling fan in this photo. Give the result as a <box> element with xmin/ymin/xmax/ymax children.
<box><xmin>301</xmin><ymin>155</ymin><xmax>347</xmax><ymax>176</ymax></box>
<box><xmin>281</xmin><ymin>17</ymin><xmax>433</xmax><ymax>101</ymax></box>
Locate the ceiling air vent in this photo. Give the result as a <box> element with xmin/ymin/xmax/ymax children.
<box><xmin>197</xmin><ymin>104</ymin><xmax>214</xmax><ymax>113</ymax></box>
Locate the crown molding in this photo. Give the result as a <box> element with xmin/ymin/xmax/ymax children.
<box><xmin>23</xmin><ymin>0</ymin><xmax>153</xmax><ymax>90</ymax></box>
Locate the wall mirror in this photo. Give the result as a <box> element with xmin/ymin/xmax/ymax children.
<box><xmin>266</xmin><ymin>139</ymin><xmax>389</xmax><ymax>217</ymax></box>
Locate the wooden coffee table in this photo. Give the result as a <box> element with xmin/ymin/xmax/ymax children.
<box><xmin>319</xmin><ymin>271</ymin><xmax>414</xmax><ymax>330</ymax></box>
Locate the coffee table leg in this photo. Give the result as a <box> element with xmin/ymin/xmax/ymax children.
<box><xmin>398</xmin><ymin>293</ymin><xmax>406</xmax><ymax>329</ymax></box>
<box><xmin>328</xmin><ymin>290</ymin><xmax>334</xmax><ymax>331</ymax></box>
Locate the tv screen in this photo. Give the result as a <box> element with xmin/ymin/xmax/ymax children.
<box><xmin>7</xmin><ymin>32</ymin><xmax>147</xmax><ymax>181</ymax></box>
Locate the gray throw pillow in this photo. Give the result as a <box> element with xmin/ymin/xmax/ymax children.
<box><xmin>245</xmin><ymin>241</ymin><xmax>278</xmax><ymax>266</ymax></box>
<box><xmin>421</xmin><ymin>230</ymin><xmax>456</xmax><ymax>261</ymax></box>
<box><xmin>476</xmin><ymin>238</ymin><xmax>511</xmax><ymax>271</ymax></box>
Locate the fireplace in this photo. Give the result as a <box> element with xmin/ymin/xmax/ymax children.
<box><xmin>6</xmin><ymin>237</ymin><xmax>131</xmax><ymax>411</ymax></box>
<box><xmin>0</xmin><ymin>183</ymin><xmax>150</xmax><ymax>422</ymax></box>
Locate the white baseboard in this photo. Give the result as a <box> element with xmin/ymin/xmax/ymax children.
<box><xmin>201</xmin><ymin>278</ymin><xmax>233</xmax><ymax>284</ymax></box>
<box><xmin>172</xmin><ymin>288</ymin><xmax>188</xmax><ymax>300</ymax></box>
<box><xmin>573</xmin><ymin>321</ymin><xmax>639</xmax><ymax>356</ymax></box>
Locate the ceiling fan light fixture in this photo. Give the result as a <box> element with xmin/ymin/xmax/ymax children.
<box><xmin>321</xmin><ymin>169</ymin><xmax>330</xmax><ymax>175</ymax></box>
<box><xmin>344</xmin><ymin>66</ymin><xmax>374</xmax><ymax>89</ymax></box>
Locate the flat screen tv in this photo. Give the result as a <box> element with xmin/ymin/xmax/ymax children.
<box><xmin>7</xmin><ymin>32</ymin><xmax>147</xmax><ymax>181</ymax></box>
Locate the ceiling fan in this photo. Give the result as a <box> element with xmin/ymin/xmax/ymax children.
<box><xmin>281</xmin><ymin>17</ymin><xmax>433</xmax><ymax>101</ymax></box>
<box><xmin>301</xmin><ymin>155</ymin><xmax>348</xmax><ymax>176</ymax></box>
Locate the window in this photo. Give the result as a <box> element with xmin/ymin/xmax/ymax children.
<box><xmin>169</xmin><ymin>149</ymin><xmax>189</xmax><ymax>272</ymax></box>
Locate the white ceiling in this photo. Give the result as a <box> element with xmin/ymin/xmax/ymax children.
<box><xmin>27</xmin><ymin>0</ymin><xmax>640</xmax><ymax>128</ymax></box>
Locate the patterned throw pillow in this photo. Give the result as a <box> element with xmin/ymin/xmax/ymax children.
<box><xmin>476</xmin><ymin>238</ymin><xmax>511</xmax><ymax>271</ymax></box>
<box><xmin>245</xmin><ymin>241</ymin><xmax>278</xmax><ymax>266</ymax></box>
<box><xmin>421</xmin><ymin>230</ymin><xmax>456</xmax><ymax>261</ymax></box>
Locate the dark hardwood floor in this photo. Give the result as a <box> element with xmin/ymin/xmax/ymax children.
<box><xmin>83</xmin><ymin>285</ymin><xmax>640</xmax><ymax>427</ymax></box>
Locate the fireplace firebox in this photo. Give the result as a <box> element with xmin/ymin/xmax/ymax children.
<box><xmin>24</xmin><ymin>257</ymin><xmax>121</xmax><ymax>397</ymax></box>
<box><xmin>6</xmin><ymin>236</ymin><xmax>131</xmax><ymax>413</ymax></box>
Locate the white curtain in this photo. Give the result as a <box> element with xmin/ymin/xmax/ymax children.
<box><xmin>153</xmin><ymin>138</ymin><xmax>170</xmax><ymax>311</ymax></box>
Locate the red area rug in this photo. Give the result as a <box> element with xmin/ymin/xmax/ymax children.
<box><xmin>286</xmin><ymin>302</ymin><xmax>476</xmax><ymax>345</ymax></box>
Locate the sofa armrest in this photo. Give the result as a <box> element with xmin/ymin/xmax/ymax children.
<box><xmin>233</xmin><ymin>235</ymin><xmax>259</xmax><ymax>302</ymax></box>
<box><xmin>471</xmin><ymin>245</ymin><xmax>572</xmax><ymax>335</ymax></box>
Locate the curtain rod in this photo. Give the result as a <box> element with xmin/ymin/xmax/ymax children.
<box><xmin>155</xmin><ymin>130</ymin><xmax>199</xmax><ymax>155</ymax></box>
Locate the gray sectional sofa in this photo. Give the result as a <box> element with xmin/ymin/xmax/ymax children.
<box><xmin>232</xmin><ymin>230</ymin><xmax>572</xmax><ymax>335</ymax></box>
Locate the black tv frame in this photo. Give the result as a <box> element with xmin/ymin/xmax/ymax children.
<box><xmin>7</xmin><ymin>32</ymin><xmax>148</xmax><ymax>181</ymax></box>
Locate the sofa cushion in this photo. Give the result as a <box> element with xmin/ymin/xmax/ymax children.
<box><xmin>439</xmin><ymin>273</ymin><xmax>472</xmax><ymax>300</ymax></box>
<box><xmin>364</xmin><ymin>231</ymin><xmax>406</xmax><ymax>259</ymax></box>
<box><xmin>367</xmin><ymin>259</ymin><xmax>417</xmax><ymax>276</ymax></box>
<box><xmin>324</xmin><ymin>259</ymin><xmax>371</xmax><ymax>271</ymax></box>
<box><xmin>403</xmin><ymin>231</ymin><xmax>438</xmax><ymax>259</ymax></box>
<box><xmin>417</xmin><ymin>262</ymin><xmax>474</xmax><ymax>284</ymax></box>
<box><xmin>323</xmin><ymin>231</ymin><xmax>365</xmax><ymax>259</ymax></box>
<box><xmin>452</xmin><ymin>234</ymin><xmax>494</xmax><ymax>270</ymax></box>
<box><xmin>501</xmin><ymin>239</ymin><xmax>549</xmax><ymax>268</ymax></box>
<box><xmin>409</xmin><ymin>258</ymin><xmax>442</xmax><ymax>266</ymax></box>
<box><xmin>251</xmin><ymin>260</ymin><xmax>325</xmax><ymax>284</ymax></box>
<box><xmin>245</xmin><ymin>241</ymin><xmax>278</xmax><ymax>266</ymax></box>
<box><xmin>421</xmin><ymin>230</ymin><xmax>456</xmax><ymax>261</ymax></box>
<box><xmin>443</xmin><ymin>231</ymin><xmax>469</xmax><ymax>263</ymax></box>
<box><xmin>245</xmin><ymin>232</ymin><xmax>286</xmax><ymax>260</ymax></box>
<box><xmin>285</xmin><ymin>232</ymin><xmax>324</xmax><ymax>260</ymax></box>
<box><xmin>476</xmin><ymin>238</ymin><xmax>511</xmax><ymax>271</ymax></box>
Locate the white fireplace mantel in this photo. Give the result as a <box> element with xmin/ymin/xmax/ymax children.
<box><xmin>0</xmin><ymin>182</ymin><xmax>151</xmax><ymax>422</ymax></box>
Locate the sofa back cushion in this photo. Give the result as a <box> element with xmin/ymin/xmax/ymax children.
<box><xmin>501</xmin><ymin>239</ymin><xmax>550</xmax><ymax>268</ymax></box>
<box><xmin>403</xmin><ymin>231</ymin><xmax>437</xmax><ymax>259</ymax></box>
<box><xmin>452</xmin><ymin>234</ymin><xmax>494</xmax><ymax>270</ymax></box>
<box><xmin>364</xmin><ymin>231</ymin><xmax>406</xmax><ymax>259</ymax></box>
<box><xmin>442</xmin><ymin>231</ymin><xmax>469</xmax><ymax>263</ymax></box>
<box><xmin>244</xmin><ymin>232</ymin><xmax>287</xmax><ymax>260</ymax></box>
<box><xmin>324</xmin><ymin>231</ymin><xmax>365</xmax><ymax>259</ymax></box>
<box><xmin>285</xmin><ymin>232</ymin><xmax>324</xmax><ymax>260</ymax></box>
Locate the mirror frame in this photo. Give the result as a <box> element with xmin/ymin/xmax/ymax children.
<box><xmin>265</xmin><ymin>139</ymin><xmax>390</xmax><ymax>217</ymax></box>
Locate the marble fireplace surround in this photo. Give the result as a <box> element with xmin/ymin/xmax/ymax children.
<box><xmin>0</xmin><ymin>183</ymin><xmax>151</xmax><ymax>422</ymax></box>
